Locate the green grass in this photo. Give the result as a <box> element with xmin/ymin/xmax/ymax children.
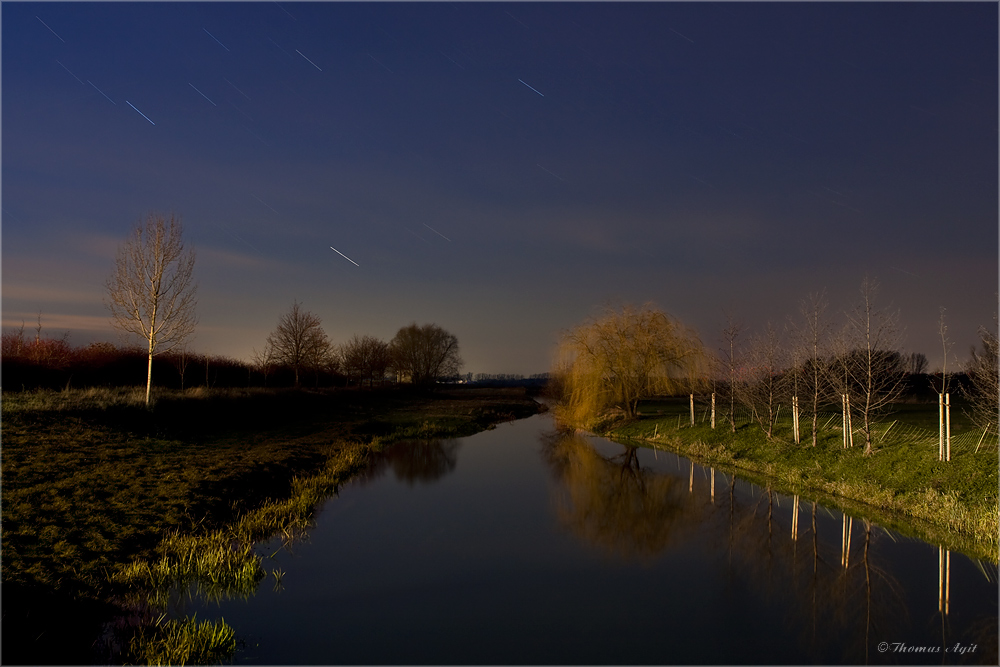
<box><xmin>127</xmin><ymin>615</ymin><xmax>236</xmax><ymax>666</ymax></box>
<box><xmin>1</xmin><ymin>385</ymin><xmax>543</xmax><ymax>664</ymax></box>
<box><xmin>596</xmin><ymin>399</ymin><xmax>999</xmax><ymax>562</ymax></box>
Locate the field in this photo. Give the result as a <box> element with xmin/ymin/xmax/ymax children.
<box><xmin>595</xmin><ymin>395</ymin><xmax>999</xmax><ymax>562</ymax></box>
<box><xmin>0</xmin><ymin>385</ymin><xmax>543</xmax><ymax>664</ymax></box>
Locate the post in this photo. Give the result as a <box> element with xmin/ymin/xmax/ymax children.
<box><xmin>689</xmin><ymin>460</ymin><xmax>694</xmax><ymax>493</ymax></box>
<box><xmin>842</xmin><ymin>394</ymin><xmax>848</xmax><ymax>449</ymax></box>
<box><xmin>975</xmin><ymin>427</ymin><xmax>989</xmax><ymax>454</ymax></box>
<box><xmin>945</xmin><ymin>393</ymin><xmax>951</xmax><ymax>462</ymax></box>
<box><xmin>792</xmin><ymin>395</ymin><xmax>800</xmax><ymax>444</ymax></box>
<box><xmin>710</xmin><ymin>467</ymin><xmax>715</xmax><ymax>504</ymax></box>
<box><xmin>939</xmin><ymin>393</ymin><xmax>944</xmax><ymax>461</ymax></box>
<box><xmin>690</xmin><ymin>393</ymin><xmax>695</xmax><ymax>427</ymax></box>
<box><xmin>711</xmin><ymin>392</ymin><xmax>716</xmax><ymax>429</ymax></box>
<box><xmin>845</xmin><ymin>395</ymin><xmax>853</xmax><ymax>448</ymax></box>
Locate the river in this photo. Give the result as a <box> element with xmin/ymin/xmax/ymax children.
<box><xmin>181</xmin><ymin>411</ymin><xmax>997</xmax><ymax>664</ymax></box>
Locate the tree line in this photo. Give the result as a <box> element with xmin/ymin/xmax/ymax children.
<box><xmin>251</xmin><ymin>300</ymin><xmax>463</xmax><ymax>389</ymax></box>
<box><xmin>3</xmin><ymin>213</ymin><xmax>464</xmax><ymax>398</ymax></box>
<box><xmin>555</xmin><ymin>279</ymin><xmax>998</xmax><ymax>454</ymax></box>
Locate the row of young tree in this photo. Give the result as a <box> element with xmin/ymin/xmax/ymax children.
<box><xmin>251</xmin><ymin>301</ymin><xmax>463</xmax><ymax>388</ymax></box>
<box><xmin>555</xmin><ymin>279</ymin><xmax>999</xmax><ymax>455</ymax></box>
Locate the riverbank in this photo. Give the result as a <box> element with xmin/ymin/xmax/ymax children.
<box><xmin>1</xmin><ymin>385</ymin><xmax>544</xmax><ymax>664</ymax></box>
<box><xmin>574</xmin><ymin>403</ymin><xmax>998</xmax><ymax>564</ymax></box>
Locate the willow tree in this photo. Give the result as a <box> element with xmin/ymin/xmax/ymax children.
<box><xmin>557</xmin><ymin>304</ymin><xmax>703</xmax><ymax>425</ymax></box>
<box><xmin>106</xmin><ymin>213</ymin><xmax>197</xmax><ymax>406</ymax></box>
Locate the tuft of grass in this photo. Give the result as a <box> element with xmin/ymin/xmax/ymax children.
<box><xmin>127</xmin><ymin>614</ymin><xmax>236</xmax><ymax>666</ymax></box>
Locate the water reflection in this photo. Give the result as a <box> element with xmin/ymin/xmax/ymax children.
<box><xmin>541</xmin><ymin>430</ymin><xmax>702</xmax><ymax>561</ymax></box>
<box><xmin>540</xmin><ymin>427</ymin><xmax>1000</xmax><ymax>663</ymax></box>
<box><xmin>356</xmin><ymin>439</ymin><xmax>461</xmax><ymax>486</ymax></box>
<box><xmin>167</xmin><ymin>417</ymin><xmax>996</xmax><ymax>665</ymax></box>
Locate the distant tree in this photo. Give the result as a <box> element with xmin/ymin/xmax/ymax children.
<box><xmin>904</xmin><ymin>352</ymin><xmax>928</xmax><ymax>376</ymax></box>
<box><xmin>340</xmin><ymin>334</ymin><xmax>392</xmax><ymax>388</ymax></box>
<box><xmin>105</xmin><ymin>213</ymin><xmax>197</xmax><ymax>406</ymax></box>
<box><xmin>250</xmin><ymin>340</ymin><xmax>276</xmax><ymax>387</ymax></box>
<box><xmin>737</xmin><ymin>322</ymin><xmax>786</xmax><ymax>440</ymax></box>
<box><xmin>265</xmin><ymin>301</ymin><xmax>331</xmax><ymax>386</ymax></box>
<box><xmin>556</xmin><ymin>304</ymin><xmax>703</xmax><ymax>424</ymax></box>
<box><xmin>832</xmin><ymin>277</ymin><xmax>907</xmax><ymax>455</ymax></box>
<box><xmin>167</xmin><ymin>346</ymin><xmax>192</xmax><ymax>390</ymax></box>
<box><xmin>389</xmin><ymin>323</ymin><xmax>463</xmax><ymax>385</ymax></box>
<box><xmin>964</xmin><ymin>319</ymin><xmax>999</xmax><ymax>437</ymax></box>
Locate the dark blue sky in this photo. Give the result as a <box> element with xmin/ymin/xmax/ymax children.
<box><xmin>3</xmin><ymin>2</ymin><xmax>997</xmax><ymax>374</ymax></box>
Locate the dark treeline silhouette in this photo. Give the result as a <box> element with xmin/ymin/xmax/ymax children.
<box><xmin>0</xmin><ymin>328</ymin><xmax>346</xmax><ymax>391</ymax></box>
<box><xmin>466</xmin><ymin>372</ymin><xmax>550</xmax><ymax>389</ymax></box>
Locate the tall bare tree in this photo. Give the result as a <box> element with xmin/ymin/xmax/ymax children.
<box><xmin>265</xmin><ymin>301</ymin><xmax>331</xmax><ymax>386</ymax></box>
<box><xmin>556</xmin><ymin>304</ymin><xmax>703</xmax><ymax>424</ymax></box>
<box><xmin>737</xmin><ymin>322</ymin><xmax>786</xmax><ymax>440</ymax></box>
<box><xmin>835</xmin><ymin>277</ymin><xmax>907</xmax><ymax>455</ymax></box>
<box><xmin>389</xmin><ymin>323</ymin><xmax>462</xmax><ymax>386</ymax></box>
<box><xmin>718</xmin><ymin>313</ymin><xmax>743</xmax><ymax>433</ymax></box>
<box><xmin>105</xmin><ymin>213</ymin><xmax>197</xmax><ymax>406</ymax></box>
<box><xmin>791</xmin><ymin>291</ymin><xmax>831</xmax><ymax>447</ymax></box>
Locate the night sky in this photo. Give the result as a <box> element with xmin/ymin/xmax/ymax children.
<box><xmin>3</xmin><ymin>2</ymin><xmax>997</xmax><ymax>375</ymax></box>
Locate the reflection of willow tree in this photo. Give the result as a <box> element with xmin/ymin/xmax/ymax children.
<box><xmin>356</xmin><ymin>440</ymin><xmax>461</xmax><ymax>486</ymax></box>
<box><xmin>541</xmin><ymin>430</ymin><xmax>698</xmax><ymax>561</ymax></box>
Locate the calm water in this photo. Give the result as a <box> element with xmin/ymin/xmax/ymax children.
<box><xmin>184</xmin><ymin>412</ymin><xmax>998</xmax><ymax>664</ymax></box>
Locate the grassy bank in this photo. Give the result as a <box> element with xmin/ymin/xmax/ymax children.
<box><xmin>1</xmin><ymin>385</ymin><xmax>543</xmax><ymax>665</ymax></box>
<box><xmin>577</xmin><ymin>398</ymin><xmax>998</xmax><ymax>563</ymax></box>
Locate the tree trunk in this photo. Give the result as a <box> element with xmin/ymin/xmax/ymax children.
<box><xmin>145</xmin><ymin>349</ymin><xmax>153</xmax><ymax>407</ymax></box>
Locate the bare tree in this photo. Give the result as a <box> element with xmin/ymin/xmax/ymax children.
<box><xmin>718</xmin><ymin>313</ymin><xmax>743</xmax><ymax>433</ymax></box>
<box><xmin>105</xmin><ymin>213</ymin><xmax>197</xmax><ymax>406</ymax></box>
<box><xmin>341</xmin><ymin>334</ymin><xmax>391</xmax><ymax>388</ymax></box>
<box><xmin>964</xmin><ymin>318</ymin><xmax>999</xmax><ymax>438</ymax></box>
<box><xmin>167</xmin><ymin>345</ymin><xmax>192</xmax><ymax>390</ymax></box>
<box><xmin>835</xmin><ymin>277</ymin><xmax>907</xmax><ymax>455</ymax></box>
<box><xmin>556</xmin><ymin>304</ymin><xmax>703</xmax><ymax>424</ymax></box>
<box><xmin>791</xmin><ymin>291</ymin><xmax>831</xmax><ymax>447</ymax></box>
<box><xmin>265</xmin><ymin>301</ymin><xmax>331</xmax><ymax>386</ymax></box>
<box><xmin>390</xmin><ymin>323</ymin><xmax>463</xmax><ymax>386</ymax></box>
<box><xmin>737</xmin><ymin>322</ymin><xmax>786</xmax><ymax>440</ymax></box>
<box><xmin>904</xmin><ymin>352</ymin><xmax>928</xmax><ymax>376</ymax></box>
<box><xmin>250</xmin><ymin>340</ymin><xmax>276</xmax><ymax>387</ymax></box>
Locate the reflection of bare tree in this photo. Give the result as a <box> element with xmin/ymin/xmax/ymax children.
<box><xmin>541</xmin><ymin>430</ymin><xmax>700</xmax><ymax>562</ymax></box>
<box><xmin>356</xmin><ymin>440</ymin><xmax>461</xmax><ymax>486</ymax></box>
<box><xmin>545</xmin><ymin>428</ymin><xmax>938</xmax><ymax>662</ymax></box>
<box><xmin>720</xmin><ymin>483</ymin><xmax>912</xmax><ymax>663</ymax></box>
